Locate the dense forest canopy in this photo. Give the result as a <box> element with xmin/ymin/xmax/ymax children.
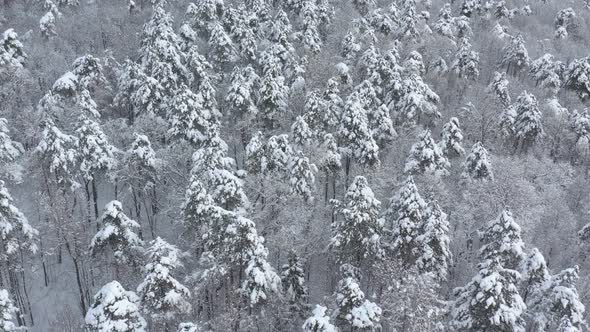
<box><xmin>1</xmin><ymin>0</ymin><xmax>590</xmax><ymax>331</ymax></box>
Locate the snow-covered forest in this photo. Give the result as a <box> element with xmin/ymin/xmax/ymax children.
<box><xmin>1</xmin><ymin>0</ymin><xmax>590</xmax><ymax>330</ymax></box>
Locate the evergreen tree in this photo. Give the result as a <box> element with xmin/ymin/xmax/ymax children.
<box><xmin>318</xmin><ymin>133</ymin><xmax>342</xmax><ymax>176</ymax></box>
<box><xmin>341</xmin><ymin>31</ymin><xmax>361</xmax><ymax>60</ymax></box>
<box><xmin>36</xmin><ymin>118</ymin><xmax>79</xmax><ymax>188</ymax></box>
<box><xmin>554</xmin><ymin>8</ymin><xmax>576</xmax><ymax>39</ymax></box>
<box><xmin>439</xmin><ymin>117</ymin><xmax>465</xmax><ymax>157</ymax></box>
<box><xmin>489</xmin><ymin>71</ymin><xmax>511</xmax><ymax>107</ymax></box>
<box><xmin>521</xmin><ymin>248</ymin><xmax>550</xmax><ymax>304</ymax></box>
<box><xmin>529</xmin><ymin>54</ymin><xmax>564</xmax><ymax>95</ymax></box>
<box><xmin>338</xmin><ymin>94</ymin><xmax>380</xmax><ymax>168</ymax></box>
<box><xmin>404</xmin><ymin>130</ymin><xmax>450</xmax><ymax>177</ymax></box>
<box><xmin>0</xmin><ymin>29</ymin><xmax>26</xmax><ymax>68</ymax></box>
<box><xmin>0</xmin><ymin>180</ymin><xmax>38</xmax><ymax>260</ymax></box>
<box><xmin>258</xmin><ymin>69</ymin><xmax>289</xmax><ymax>127</ymax></box>
<box><xmin>208</xmin><ymin>22</ymin><xmax>235</xmax><ymax>66</ymax></box>
<box><xmin>451</xmin><ymin>258</ymin><xmax>526</xmax><ymax>332</ymax></box>
<box><xmin>462</xmin><ymin>142</ymin><xmax>494</xmax><ymax>182</ymax></box>
<box><xmin>352</xmin><ymin>0</ymin><xmax>375</xmax><ymax>16</ymax></box>
<box><xmin>225</xmin><ymin>65</ymin><xmax>259</xmax><ymax>119</ymax></box>
<box><xmin>262</xmin><ymin>134</ymin><xmax>294</xmax><ymax>174</ymax></box>
<box><xmin>479</xmin><ymin>209</ymin><xmax>525</xmax><ymax>270</ymax></box>
<box><xmin>167</xmin><ymin>86</ymin><xmax>215</xmax><ymax>147</ymax></box>
<box><xmin>451</xmin><ymin>37</ymin><xmax>480</xmax><ymax>80</ymax></box>
<box><xmin>386</xmin><ymin>176</ymin><xmax>428</xmax><ymax>268</ymax></box>
<box><xmin>89</xmin><ymin>200</ymin><xmax>143</xmax><ymax>264</ymax></box>
<box><xmin>369</xmin><ymin>104</ymin><xmax>397</xmax><ymax>146</ymax></box>
<box><xmin>85</xmin><ymin>281</ymin><xmax>147</xmax><ymax>332</ymax></box>
<box><xmin>281</xmin><ymin>250</ymin><xmax>308</xmax><ymax>305</ymax></box>
<box><xmin>76</xmin><ymin>118</ymin><xmax>117</xmax><ymax>181</ymax></box>
<box><xmin>416</xmin><ymin>201</ymin><xmax>452</xmax><ymax>280</ymax></box>
<box><xmin>288</xmin><ymin>151</ymin><xmax>318</xmax><ymax>203</ymax></box>
<box><xmin>0</xmin><ymin>289</ymin><xmax>18</xmax><ymax>332</ymax></box>
<box><xmin>461</xmin><ymin>0</ymin><xmax>482</xmax><ymax>17</ymax></box>
<box><xmin>292</xmin><ymin>116</ymin><xmax>313</xmax><ymax>146</ymax></box>
<box><xmin>330</xmin><ymin>176</ymin><xmax>383</xmax><ymax>263</ymax></box>
<box><xmin>137</xmin><ymin>237</ymin><xmax>191</xmax><ymax>322</ymax></box>
<box><xmin>334</xmin><ymin>265</ymin><xmax>382</xmax><ymax>330</ymax></box>
<box><xmin>513</xmin><ymin>91</ymin><xmax>543</xmax><ymax>151</ymax></box>
<box><xmin>0</xmin><ymin>118</ymin><xmax>23</xmax><ymax>164</ymax></box>
<box><xmin>433</xmin><ymin>3</ymin><xmax>454</xmax><ymax>40</ymax></box>
<box><xmin>114</xmin><ymin>60</ymin><xmax>164</xmax><ymax>120</ymax></box>
<box><xmin>565</xmin><ymin>56</ymin><xmax>590</xmax><ymax>101</ymax></box>
<box><xmin>302</xmin><ymin>305</ymin><xmax>337</xmax><ymax>332</ymax></box>
<box><xmin>501</xmin><ymin>34</ymin><xmax>530</xmax><ymax>75</ymax></box>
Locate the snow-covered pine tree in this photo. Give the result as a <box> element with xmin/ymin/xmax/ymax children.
<box><xmin>191</xmin><ymin>129</ymin><xmax>249</xmax><ymax>211</ymax></box>
<box><xmin>76</xmin><ymin>118</ymin><xmax>117</xmax><ymax>182</ymax></box>
<box><xmin>36</xmin><ymin>118</ymin><xmax>79</xmax><ymax>188</ymax></box>
<box><xmin>291</xmin><ymin>116</ymin><xmax>313</xmax><ymax>147</ymax></box>
<box><xmin>479</xmin><ymin>209</ymin><xmax>525</xmax><ymax>270</ymax></box>
<box><xmin>124</xmin><ymin>133</ymin><xmax>158</xmax><ymax>190</ymax></box>
<box><xmin>399</xmin><ymin>0</ymin><xmax>420</xmax><ymax>41</ymax></box>
<box><xmin>416</xmin><ymin>201</ymin><xmax>452</xmax><ymax>280</ymax></box>
<box><xmin>554</xmin><ymin>8</ymin><xmax>576</xmax><ymax>39</ymax></box>
<box><xmin>281</xmin><ymin>250</ymin><xmax>308</xmax><ymax>305</ymax></box>
<box><xmin>513</xmin><ymin>91</ymin><xmax>543</xmax><ymax>152</ymax></box>
<box><xmin>263</xmin><ymin>134</ymin><xmax>294</xmax><ymax>174</ymax></box>
<box><xmin>89</xmin><ymin>200</ymin><xmax>143</xmax><ymax>264</ymax></box>
<box><xmin>404</xmin><ymin>129</ymin><xmax>450</xmax><ymax>177</ymax></box>
<box><xmin>341</xmin><ymin>31</ymin><xmax>361</xmax><ymax>60</ymax></box>
<box><xmin>0</xmin><ymin>118</ymin><xmax>23</xmax><ymax>164</ymax></box>
<box><xmin>433</xmin><ymin>3</ymin><xmax>454</xmax><ymax>40</ymax></box>
<box><xmin>501</xmin><ymin>34</ymin><xmax>530</xmax><ymax>76</ymax></box>
<box><xmin>439</xmin><ymin>117</ymin><xmax>465</xmax><ymax>158</ymax></box>
<box><xmin>225</xmin><ymin>65</ymin><xmax>259</xmax><ymax>119</ymax></box>
<box><xmin>85</xmin><ymin>281</ymin><xmax>147</xmax><ymax>332</ymax></box>
<box><xmin>140</xmin><ymin>4</ymin><xmax>189</xmax><ymax>94</ymax></box>
<box><xmin>521</xmin><ymin>248</ymin><xmax>550</xmax><ymax>304</ymax></box>
<box><xmin>489</xmin><ymin>71</ymin><xmax>511</xmax><ymax>107</ymax></box>
<box><xmin>0</xmin><ymin>289</ymin><xmax>18</xmax><ymax>332</ymax></box>
<box><xmin>167</xmin><ymin>85</ymin><xmax>215</xmax><ymax>147</ymax></box>
<box><xmin>114</xmin><ymin>60</ymin><xmax>164</xmax><ymax>121</ymax></box>
<box><xmin>0</xmin><ymin>29</ymin><xmax>26</xmax><ymax>68</ymax></box>
<box><xmin>334</xmin><ymin>265</ymin><xmax>382</xmax><ymax>330</ymax></box>
<box><xmin>330</xmin><ymin>176</ymin><xmax>383</xmax><ymax>264</ymax></box>
<box><xmin>137</xmin><ymin>237</ymin><xmax>191</xmax><ymax>323</ymax></box>
<box><xmin>462</xmin><ymin>142</ymin><xmax>494</xmax><ymax>182</ymax></box>
<box><xmin>0</xmin><ymin>180</ymin><xmax>38</xmax><ymax>260</ymax></box>
<box><xmin>258</xmin><ymin>68</ymin><xmax>288</xmax><ymax>127</ymax></box>
<box><xmin>39</xmin><ymin>1</ymin><xmax>60</xmax><ymax>39</ymax></box>
<box><xmin>288</xmin><ymin>151</ymin><xmax>318</xmax><ymax>203</ymax></box>
<box><xmin>451</xmin><ymin>37</ymin><xmax>480</xmax><ymax>80</ymax></box>
<box><xmin>369</xmin><ymin>104</ymin><xmax>397</xmax><ymax>146</ymax></box>
<box><xmin>177</xmin><ymin>322</ymin><xmax>204</xmax><ymax>332</ymax></box>
<box><xmin>318</xmin><ymin>133</ymin><xmax>342</xmax><ymax>176</ymax></box>
<box><xmin>386</xmin><ymin>176</ymin><xmax>428</xmax><ymax>268</ymax></box>
<box><xmin>302</xmin><ymin>305</ymin><xmax>337</xmax><ymax>332</ymax></box>
<box><xmin>208</xmin><ymin>21</ymin><xmax>235</xmax><ymax>66</ymax></box>
<box><xmin>529</xmin><ymin>54</ymin><xmax>564</xmax><ymax>96</ymax></box>
<box><xmin>565</xmin><ymin>56</ymin><xmax>590</xmax><ymax>101</ymax></box>
<box><xmin>499</xmin><ymin>104</ymin><xmax>517</xmax><ymax>139</ymax></box>
<box><xmin>223</xmin><ymin>215</ymin><xmax>281</xmax><ymax>307</ymax></box>
<box><xmin>338</xmin><ymin>94</ymin><xmax>380</xmax><ymax>168</ymax></box>
<box><xmin>451</xmin><ymin>258</ymin><xmax>526</xmax><ymax>332</ymax></box>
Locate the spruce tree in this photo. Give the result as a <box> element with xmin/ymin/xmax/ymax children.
<box><xmin>404</xmin><ymin>130</ymin><xmax>450</xmax><ymax>177</ymax></box>
<box><xmin>501</xmin><ymin>34</ymin><xmax>530</xmax><ymax>75</ymax></box>
<box><xmin>513</xmin><ymin>91</ymin><xmax>543</xmax><ymax>151</ymax></box>
<box><xmin>36</xmin><ymin>118</ymin><xmax>79</xmax><ymax>188</ymax></box>
<box><xmin>338</xmin><ymin>94</ymin><xmax>380</xmax><ymax>168</ymax></box>
<box><xmin>288</xmin><ymin>151</ymin><xmax>318</xmax><ymax>203</ymax></box>
<box><xmin>167</xmin><ymin>85</ymin><xmax>215</xmax><ymax>147</ymax></box>
<box><xmin>462</xmin><ymin>142</ymin><xmax>494</xmax><ymax>182</ymax></box>
<box><xmin>565</xmin><ymin>56</ymin><xmax>590</xmax><ymax>101</ymax></box>
<box><xmin>479</xmin><ymin>209</ymin><xmax>525</xmax><ymax>270</ymax></box>
<box><xmin>85</xmin><ymin>281</ymin><xmax>147</xmax><ymax>332</ymax></box>
<box><xmin>76</xmin><ymin>118</ymin><xmax>117</xmax><ymax>181</ymax></box>
<box><xmin>416</xmin><ymin>201</ymin><xmax>452</xmax><ymax>280</ymax></box>
<box><xmin>452</xmin><ymin>37</ymin><xmax>480</xmax><ymax>80</ymax></box>
<box><xmin>281</xmin><ymin>250</ymin><xmax>308</xmax><ymax>305</ymax></box>
<box><xmin>334</xmin><ymin>265</ymin><xmax>382</xmax><ymax>330</ymax></box>
<box><xmin>302</xmin><ymin>305</ymin><xmax>337</xmax><ymax>332</ymax></box>
<box><xmin>330</xmin><ymin>176</ymin><xmax>383</xmax><ymax>263</ymax></box>
<box><xmin>439</xmin><ymin>117</ymin><xmax>465</xmax><ymax>157</ymax></box>
<box><xmin>137</xmin><ymin>237</ymin><xmax>191</xmax><ymax>322</ymax></box>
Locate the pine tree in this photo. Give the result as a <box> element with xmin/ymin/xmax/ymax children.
<box><xmin>292</xmin><ymin>116</ymin><xmax>313</xmax><ymax>146</ymax></box>
<box><xmin>0</xmin><ymin>29</ymin><xmax>26</xmax><ymax>68</ymax></box>
<box><xmin>338</xmin><ymin>94</ymin><xmax>380</xmax><ymax>168</ymax></box>
<box><xmin>224</xmin><ymin>215</ymin><xmax>281</xmax><ymax>307</ymax></box>
<box><xmin>451</xmin><ymin>37</ymin><xmax>480</xmax><ymax>80</ymax></box>
<box><xmin>462</xmin><ymin>142</ymin><xmax>494</xmax><ymax>182</ymax></box>
<box><xmin>499</xmin><ymin>104</ymin><xmax>517</xmax><ymax>139</ymax></box>
<box><xmin>513</xmin><ymin>91</ymin><xmax>543</xmax><ymax>151</ymax></box>
<box><xmin>341</xmin><ymin>31</ymin><xmax>361</xmax><ymax>60</ymax></box>
<box><xmin>318</xmin><ymin>133</ymin><xmax>342</xmax><ymax>176</ymax></box>
<box><xmin>258</xmin><ymin>69</ymin><xmax>289</xmax><ymax>127</ymax></box>
<box><xmin>0</xmin><ymin>289</ymin><xmax>18</xmax><ymax>332</ymax></box>
<box><xmin>36</xmin><ymin>118</ymin><xmax>79</xmax><ymax>188</ymax></box>
<box><xmin>0</xmin><ymin>118</ymin><xmax>23</xmax><ymax>164</ymax></box>
<box><xmin>85</xmin><ymin>281</ymin><xmax>147</xmax><ymax>332</ymax></box>
<box><xmin>177</xmin><ymin>322</ymin><xmax>204</xmax><ymax>332</ymax></box>
<box><xmin>501</xmin><ymin>34</ymin><xmax>530</xmax><ymax>75</ymax></box>
<box><xmin>489</xmin><ymin>71</ymin><xmax>511</xmax><ymax>107</ymax></box>
<box><xmin>352</xmin><ymin>0</ymin><xmax>375</xmax><ymax>16</ymax></box>
<box><xmin>433</xmin><ymin>3</ymin><xmax>454</xmax><ymax>40</ymax></box>
<box><xmin>386</xmin><ymin>176</ymin><xmax>428</xmax><ymax>268</ymax></box>
<box><xmin>114</xmin><ymin>60</ymin><xmax>164</xmax><ymax>121</ymax></box>
<box><xmin>124</xmin><ymin>133</ymin><xmax>158</xmax><ymax>190</ymax></box>
<box><xmin>302</xmin><ymin>305</ymin><xmax>337</xmax><ymax>332</ymax></box>
<box><xmin>330</xmin><ymin>176</ymin><xmax>383</xmax><ymax>263</ymax></box>
<box><xmin>416</xmin><ymin>201</ymin><xmax>452</xmax><ymax>280</ymax></box>
<box><xmin>208</xmin><ymin>22</ymin><xmax>235</xmax><ymax>66</ymax></box>
<box><xmin>404</xmin><ymin>130</ymin><xmax>450</xmax><ymax>177</ymax></box>
<box><xmin>225</xmin><ymin>65</ymin><xmax>259</xmax><ymax>119</ymax></box>
<box><xmin>137</xmin><ymin>237</ymin><xmax>191</xmax><ymax>322</ymax></box>
<box><xmin>399</xmin><ymin>0</ymin><xmax>420</xmax><ymax>40</ymax></box>
<box><xmin>461</xmin><ymin>0</ymin><xmax>482</xmax><ymax>18</ymax></box>
<box><xmin>439</xmin><ymin>117</ymin><xmax>465</xmax><ymax>157</ymax></box>
<box><xmin>396</xmin><ymin>54</ymin><xmax>440</xmax><ymax>126</ymax></box>
<box><xmin>0</xmin><ymin>180</ymin><xmax>38</xmax><ymax>261</ymax></box>
<box><xmin>554</xmin><ymin>8</ymin><xmax>576</xmax><ymax>39</ymax></box>
<box><xmin>288</xmin><ymin>151</ymin><xmax>318</xmax><ymax>203</ymax></box>
<box><xmin>451</xmin><ymin>258</ymin><xmax>526</xmax><ymax>332</ymax></box>
<box><xmin>521</xmin><ymin>248</ymin><xmax>550</xmax><ymax>304</ymax></box>
<box><xmin>281</xmin><ymin>250</ymin><xmax>308</xmax><ymax>305</ymax></box>
<box><xmin>76</xmin><ymin>118</ymin><xmax>117</xmax><ymax>181</ymax></box>
<box><xmin>530</xmin><ymin>54</ymin><xmax>564</xmax><ymax>95</ymax></box>
<box><xmin>334</xmin><ymin>265</ymin><xmax>382</xmax><ymax>330</ymax></box>
<box><xmin>479</xmin><ymin>209</ymin><xmax>525</xmax><ymax>270</ymax></box>
<box><xmin>369</xmin><ymin>104</ymin><xmax>397</xmax><ymax>146</ymax></box>
<box><xmin>565</xmin><ymin>56</ymin><xmax>590</xmax><ymax>101</ymax></box>
<box><xmin>39</xmin><ymin>1</ymin><xmax>60</xmax><ymax>39</ymax></box>
<box><xmin>89</xmin><ymin>200</ymin><xmax>143</xmax><ymax>264</ymax></box>
<box><xmin>262</xmin><ymin>134</ymin><xmax>294</xmax><ymax>174</ymax></box>
<box><xmin>167</xmin><ymin>85</ymin><xmax>215</xmax><ymax>147</ymax></box>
